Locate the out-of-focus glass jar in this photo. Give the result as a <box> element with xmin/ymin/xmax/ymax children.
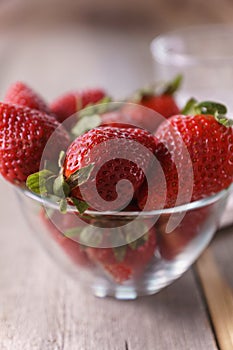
<box><xmin>151</xmin><ymin>24</ymin><xmax>233</xmax><ymax>112</ymax></box>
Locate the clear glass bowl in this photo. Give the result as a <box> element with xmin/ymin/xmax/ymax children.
<box><xmin>16</xmin><ymin>186</ymin><xmax>231</xmax><ymax>300</ymax></box>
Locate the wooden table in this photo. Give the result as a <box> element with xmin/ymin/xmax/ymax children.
<box><xmin>0</xmin><ymin>21</ymin><xmax>232</xmax><ymax>350</ymax></box>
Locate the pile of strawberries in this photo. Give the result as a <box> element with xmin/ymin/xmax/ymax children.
<box><xmin>0</xmin><ymin>78</ymin><xmax>233</xmax><ymax>283</ymax></box>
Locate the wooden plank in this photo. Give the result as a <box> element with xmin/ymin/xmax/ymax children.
<box><xmin>196</xmin><ymin>248</ymin><xmax>233</xmax><ymax>350</ymax></box>
<box><xmin>0</xmin><ymin>182</ymin><xmax>217</xmax><ymax>350</ymax></box>
<box><xmin>196</xmin><ymin>228</ymin><xmax>233</xmax><ymax>350</ymax></box>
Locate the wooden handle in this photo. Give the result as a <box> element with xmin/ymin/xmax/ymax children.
<box><xmin>196</xmin><ymin>248</ymin><xmax>233</xmax><ymax>350</ymax></box>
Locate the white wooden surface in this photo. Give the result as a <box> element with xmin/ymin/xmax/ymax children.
<box><xmin>0</xmin><ymin>19</ymin><xmax>232</xmax><ymax>350</ymax></box>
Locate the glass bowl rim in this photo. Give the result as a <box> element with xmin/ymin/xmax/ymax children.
<box><xmin>150</xmin><ymin>24</ymin><xmax>233</xmax><ymax>65</ymax></box>
<box><xmin>16</xmin><ymin>183</ymin><xmax>232</xmax><ymax>218</ymax></box>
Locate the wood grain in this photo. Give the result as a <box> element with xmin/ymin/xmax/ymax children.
<box><xmin>196</xmin><ymin>247</ymin><xmax>233</xmax><ymax>350</ymax></box>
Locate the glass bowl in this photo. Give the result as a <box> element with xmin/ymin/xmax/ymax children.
<box><xmin>16</xmin><ymin>185</ymin><xmax>231</xmax><ymax>300</ymax></box>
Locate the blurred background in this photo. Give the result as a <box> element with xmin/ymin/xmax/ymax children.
<box><xmin>0</xmin><ymin>0</ymin><xmax>233</xmax><ymax>100</ymax></box>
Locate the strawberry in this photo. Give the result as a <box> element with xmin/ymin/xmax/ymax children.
<box><xmin>40</xmin><ymin>209</ymin><xmax>91</xmax><ymax>267</ymax></box>
<box><xmin>86</xmin><ymin>227</ymin><xmax>156</xmax><ymax>283</ymax></box>
<box><xmin>101</xmin><ymin>106</ymin><xmax>159</xmax><ymax>132</ymax></box>
<box><xmin>50</xmin><ymin>88</ymin><xmax>107</xmax><ymax>123</ymax></box>
<box><xmin>137</xmin><ymin>75</ymin><xmax>181</xmax><ymax>117</ymax></box>
<box><xmin>137</xmin><ymin>101</ymin><xmax>233</xmax><ymax>210</ymax></box>
<box><xmin>99</xmin><ymin>76</ymin><xmax>181</xmax><ymax>133</ymax></box>
<box><xmin>139</xmin><ymin>94</ymin><xmax>180</xmax><ymax>119</ymax></box>
<box><xmin>157</xmin><ymin>207</ymin><xmax>209</xmax><ymax>260</ymax></box>
<box><xmin>0</xmin><ymin>102</ymin><xmax>70</xmax><ymax>185</ymax></box>
<box><xmin>63</xmin><ymin>126</ymin><xmax>157</xmax><ymax>211</ymax></box>
<box><xmin>4</xmin><ymin>81</ymin><xmax>50</xmax><ymax>114</ymax></box>
<box><xmin>136</xmin><ymin>139</ymin><xmax>179</xmax><ymax>210</ymax></box>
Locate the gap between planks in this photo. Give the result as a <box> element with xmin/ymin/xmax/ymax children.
<box><xmin>195</xmin><ymin>247</ymin><xmax>233</xmax><ymax>350</ymax></box>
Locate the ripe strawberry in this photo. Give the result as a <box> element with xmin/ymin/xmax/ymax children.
<box><xmin>40</xmin><ymin>209</ymin><xmax>91</xmax><ymax>267</ymax></box>
<box><xmin>137</xmin><ymin>75</ymin><xmax>181</xmax><ymax>117</ymax></box>
<box><xmin>0</xmin><ymin>103</ymin><xmax>70</xmax><ymax>185</ymax></box>
<box><xmin>137</xmin><ymin>140</ymin><xmax>179</xmax><ymax>210</ymax></box>
<box><xmin>86</xmin><ymin>227</ymin><xmax>156</xmax><ymax>283</ymax></box>
<box><xmin>100</xmin><ymin>76</ymin><xmax>181</xmax><ymax>133</ymax></box>
<box><xmin>50</xmin><ymin>88</ymin><xmax>107</xmax><ymax>123</ymax></box>
<box><xmin>139</xmin><ymin>94</ymin><xmax>180</xmax><ymax>119</ymax></box>
<box><xmin>157</xmin><ymin>207</ymin><xmax>209</xmax><ymax>260</ymax></box>
<box><xmin>63</xmin><ymin>126</ymin><xmax>157</xmax><ymax>211</ymax></box>
<box><xmin>101</xmin><ymin>106</ymin><xmax>159</xmax><ymax>132</ymax></box>
<box><xmin>4</xmin><ymin>81</ymin><xmax>50</xmax><ymax>114</ymax></box>
<box><xmin>137</xmin><ymin>101</ymin><xmax>233</xmax><ymax>210</ymax></box>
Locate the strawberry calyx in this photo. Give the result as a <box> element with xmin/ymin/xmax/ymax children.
<box><xmin>26</xmin><ymin>151</ymin><xmax>94</xmax><ymax>214</ymax></box>
<box><xmin>195</xmin><ymin>101</ymin><xmax>227</xmax><ymax>116</ymax></box>
<box><xmin>182</xmin><ymin>99</ymin><xmax>233</xmax><ymax>127</ymax></box>
<box><xmin>72</xmin><ymin>114</ymin><xmax>102</xmax><ymax>137</ymax></box>
<box><xmin>113</xmin><ymin>246</ymin><xmax>127</xmax><ymax>262</ymax></box>
<box><xmin>161</xmin><ymin>74</ymin><xmax>183</xmax><ymax>95</ymax></box>
<box><xmin>131</xmin><ymin>74</ymin><xmax>183</xmax><ymax>103</ymax></box>
<box><xmin>181</xmin><ymin>97</ymin><xmax>197</xmax><ymax>115</ymax></box>
<box><xmin>214</xmin><ymin>114</ymin><xmax>233</xmax><ymax>127</ymax></box>
<box><xmin>78</xmin><ymin>96</ymin><xmax>112</xmax><ymax>118</ymax></box>
<box><xmin>64</xmin><ymin>220</ymin><xmax>151</xmax><ymax>257</ymax></box>
<box><xmin>71</xmin><ymin>96</ymin><xmax>113</xmax><ymax>137</ymax></box>
<box><xmin>65</xmin><ymin>225</ymin><xmax>103</xmax><ymax>246</ymax></box>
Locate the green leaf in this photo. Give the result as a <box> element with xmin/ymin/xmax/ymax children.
<box><xmin>72</xmin><ymin>96</ymin><xmax>113</xmax><ymax>137</ymax></box>
<box><xmin>162</xmin><ymin>74</ymin><xmax>183</xmax><ymax>95</ymax></box>
<box><xmin>71</xmin><ymin>114</ymin><xmax>102</xmax><ymax>137</ymax></box>
<box><xmin>113</xmin><ymin>246</ymin><xmax>127</xmax><ymax>262</ymax></box>
<box><xmin>195</xmin><ymin>101</ymin><xmax>227</xmax><ymax>116</ymax></box>
<box><xmin>215</xmin><ymin>115</ymin><xmax>233</xmax><ymax>127</ymax></box>
<box><xmin>131</xmin><ymin>75</ymin><xmax>182</xmax><ymax>103</ymax></box>
<box><xmin>47</xmin><ymin>195</ymin><xmax>61</xmax><ymax>204</ymax></box>
<box><xmin>128</xmin><ymin>233</ymin><xmax>149</xmax><ymax>250</ymax></box>
<box><xmin>59</xmin><ymin>199</ymin><xmax>67</xmax><ymax>214</ymax></box>
<box><xmin>79</xmin><ymin>226</ymin><xmax>102</xmax><ymax>246</ymax></box>
<box><xmin>58</xmin><ymin>150</ymin><xmax>66</xmax><ymax>168</ymax></box>
<box><xmin>71</xmin><ymin>197</ymin><xmax>89</xmax><ymax>214</ymax></box>
<box><xmin>53</xmin><ymin>174</ymin><xmax>70</xmax><ymax>198</ymax></box>
<box><xmin>125</xmin><ymin>221</ymin><xmax>149</xmax><ymax>249</ymax></box>
<box><xmin>181</xmin><ymin>97</ymin><xmax>197</xmax><ymax>115</ymax></box>
<box><xmin>79</xmin><ymin>96</ymin><xmax>112</xmax><ymax>119</ymax></box>
<box><xmin>67</xmin><ymin>163</ymin><xmax>94</xmax><ymax>189</ymax></box>
<box><xmin>26</xmin><ymin>169</ymin><xmax>54</xmax><ymax>195</ymax></box>
<box><xmin>44</xmin><ymin>175</ymin><xmax>57</xmax><ymax>194</ymax></box>
<box><xmin>108</xmin><ymin>227</ymin><xmax>126</xmax><ymax>247</ymax></box>
<box><xmin>132</xmin><ymin>86</ymin><xmax>155</xmax><ymax>102</ymax></box>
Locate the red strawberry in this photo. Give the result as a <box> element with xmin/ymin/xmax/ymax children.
<box><xmin>40</xmin><ymin>209</ymin><xmax>91</xmax><ymax>267</ymax></box>
<box><xmin>140</xmin><ymin>94</ymin><xmax>180</xmax><ymax>119</ymax></box>
<box><xmin>157</xmin><ymin>207</ymin><xmax>209</xmax><ymax>260</ymax></box>
<box><xmin>137</xmin><ymin>140</ymin><xmax>179</xmax><ymax>210</ymax></box>
<box><xmin>86</xmin><ymin>227</ymin><xmax>156</xmax><ymax>283</ymax></box>
<box><xmin>50</xmin><ymin>88</ymin><xmax>107</xmax><ymax>123</ymax></box>
<box><xmin>122</xmin><ymin>201</ymin><xmax>140</xmax><ymax>211</ymax></box>
<box><xmin>137</xmin><ymin>75</ymin><xmax>181</xmax><ymax>118</ymax></box>
<box><xmin>4</xmin><ymin>81</ymin><xmax>50</xmax><ymax>114</ymax></box>
<box><xmin>137</xmin><ymin>101</ymin><xmax>233</xmax><ymax>210</ymax></box>
<box><xmin>63</xmin><ymin>126</ymin><xmax>157</xmax><ymax>211</ymax></box>
<box><xmin>0</xmin><ymin>102</ymin><xmax>70</xmax><ymax>185</ymax></box>
<box><xmin>100</xmin><ymin>77</ymin><xmax>181</xmax><ymax>133</ymax></box>
<box><xmin>101</xmin><ymin>106</ymin><xmax>159</xmax><ymax>132</ymax></box>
